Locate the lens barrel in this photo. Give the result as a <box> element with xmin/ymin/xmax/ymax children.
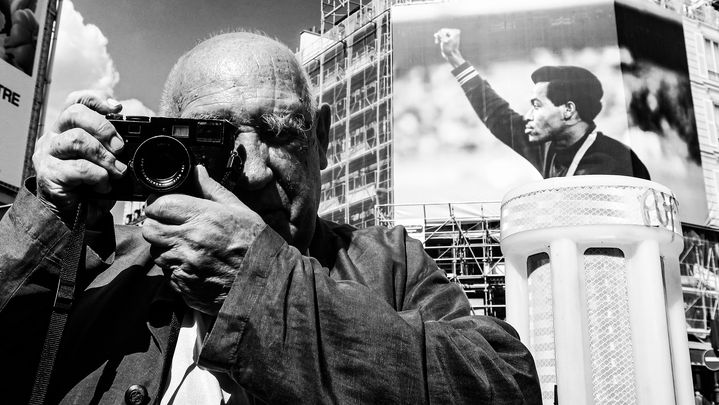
<box><xmin>132</xmin><ymin>135</ymin><xmax>192</xmax><ymax>192</ymax></box>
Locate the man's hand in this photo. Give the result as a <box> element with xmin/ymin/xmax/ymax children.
<box><xmin>32</xmin><ymin>90</ymin><xmax>126</xmax><ymax>227</ymax></box>
<box><xmin>142</xmin><ymin>165</ymin><xmax>266</xmax><ymax>316</ymax></box>
<box><xmin>433</xmin><ymin>28</ymin><xmax>465</xmax><ymax>69</ymax></box>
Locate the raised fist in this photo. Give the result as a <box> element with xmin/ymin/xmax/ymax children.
<box><xmin>433</xmin><ymin>28</ymin><xmax>465</xmax><ymax>68</ymax></box>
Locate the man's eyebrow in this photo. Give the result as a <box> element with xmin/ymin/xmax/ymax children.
<box><xmin>185</xmin><ymin>110</ymin><xmax>309</xmax><ymax>131</ymax></box>
<box><xmin>259</xmin><ymin>112</ymin><xmax>311</xmax><ymax>136</ymax></box>
<box><xmin>185</xmin><ymin>110</ymin><xmax>311</xmax><ymax>141</ymax></box>
<box><xmin>187</xmin><ymin>111</ymin><xmax>237</xmax><ymax>122</ymax></box>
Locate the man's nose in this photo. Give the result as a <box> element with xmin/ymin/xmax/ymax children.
<box><xmin>524</xmin><ymin>108</ymin><xmax>533</xmax><ymax>121</ymax></box>
<box><xmin>236</xmin><ymin>134</ymin><xmax>273</xmax><ymax>190</ymax></box>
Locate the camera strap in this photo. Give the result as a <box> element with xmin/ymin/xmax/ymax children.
<box><xmin>220</xmin><ymin>150</ymin><xmax>243</xmax><ymax>190</ymax></box>
<box><xmin>29</xmin><ymin>202</ymin><xmax>87</xmax><ymax>405</ymax></box>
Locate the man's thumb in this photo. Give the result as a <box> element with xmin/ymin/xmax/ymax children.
<box><xmin>195</xmin><ymin>165</ymin><xmax>240</xmax><ymax>204</ymax></box>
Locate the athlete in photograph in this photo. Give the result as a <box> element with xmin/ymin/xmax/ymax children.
<box><xmin>435</xmin><ymin>27</ymin><xmax>650</xmax><ymax>179</ymax></box>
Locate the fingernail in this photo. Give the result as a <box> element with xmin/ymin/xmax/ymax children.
<box><xmin>115</xmin><ymin>159</ymin><xmax>127</xmax><ymax>174</ymax></box>
<box><xmin>110</xmin><ymin>135</ymin><xmax>124</xmax><ymax>152</ymax></box>
<box><xmin>107</xmin><ymin>98</ymin><xmax>119</xmax><ymax>108</ymax></box>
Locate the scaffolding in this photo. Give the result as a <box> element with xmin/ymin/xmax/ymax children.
<box><xmin>322</xmin><ymin>0</ymin><xmax>373</xmax><ymax>33</ymax></box>
<box><xmin>681</xmin><ymin>224</ymin><xmax>719</xmax><ymax>337</ymax></box>
<box><xmin>23</xmin><ymin>0</ymin><xmax>64</xmax><ymax>182</ymax></box>
<box><xmin>303</xmin><ymin>0</ymin><xmax>394</xmax><ymax>229</ymax></box>
<box><xmin>375</xmin><ymin>202</ymin><xmax>506</xmax><ymax>317</ymax></box>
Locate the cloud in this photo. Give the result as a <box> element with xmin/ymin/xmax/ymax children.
<box><xmin>43</xmin><ymin>1</ymin><xmax>154</xmax><ymax>129</ymax></box>
<box><xmin>118</xmin><ymin>97</ymin><xmax>155</xmax><ymax>116</ymax></box>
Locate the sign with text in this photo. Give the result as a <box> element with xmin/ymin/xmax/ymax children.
<box><xmin>0</xmin><ymin>0</ymin><xmax>48</xmax><ymax>188</ymax></box>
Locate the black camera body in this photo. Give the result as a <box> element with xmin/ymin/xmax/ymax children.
<box><xmin>102</xmin><ymin>114</ymin><xmax>238</xmax><ymax>201</ymax></box>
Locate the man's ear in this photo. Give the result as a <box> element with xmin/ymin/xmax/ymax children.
<box><xmin>563</xmin><ymin>101</ymin><xmax>577</xmax><ymax>120</ymax></box>
<box><xmin>315</xmin><ymin>103</ymin><xmax>331</xmax><ymax>170</ymax></box>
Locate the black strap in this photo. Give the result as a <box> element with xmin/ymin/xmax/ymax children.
<box><xmin>153</xmin><ymin>312</ymin><xmax>181</xmax><ymax>405</ymax></box>
<box><xmin>29</xmin><ymin>203</ymin><xmax>87</xmax><ymax>405</ymax></box>
<box><xmin>220</xmin><ymin>150</ymin><xmax>243</xmax><ymax>191</ymax></box>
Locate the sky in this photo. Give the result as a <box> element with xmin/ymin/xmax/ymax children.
<box><xmin>45</xmin><ymin>0</ymin><xmax>320</xmax><ymax>124</ymax></box>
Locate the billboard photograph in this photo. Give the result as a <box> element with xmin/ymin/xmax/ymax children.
<box><xmin>1</xmin><ymin>0</ymin><xmax>41</xmax><ymax>76</ymax></box>
<box><xmin>392</xmin><ymin>0</ymin><xmax>708</xmax><ymax>225</ymax></box>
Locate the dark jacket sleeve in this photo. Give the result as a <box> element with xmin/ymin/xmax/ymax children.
<box><xmin>0</xmin><ymin>182</ymin><xmax>74</xmax><ymax>403</ymax></box>
<box><xmin>0</xmin><ymin>183</ymin><xmax>73</xmax><ymax>311</ymax></box>
<box><xmin>452</xmin><ymin>62</ymin><xmax>544</xmax><ymax>174</ymax></box>
<box><xmin>0</xmin><ymin>182</ymin><xmax>169</xmax><ymax>405</ymax></box>
<box><xmin>199</xmin><ymin>224</ymin><xmax>541</xmax><ymax>404</ymax></box>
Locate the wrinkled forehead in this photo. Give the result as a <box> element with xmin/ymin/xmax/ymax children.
<box><xmin>169</xmin><ymin>34</ymin><xmax>309</xmax><ymax>119</ymax></box>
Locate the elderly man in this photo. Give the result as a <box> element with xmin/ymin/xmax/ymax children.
<box><xmin>0</xmin><ymin>32</ymin><xmax>540</xmax><ymax>404</ymax></box>
<box><xmin>435</xmin><ymin>28</ymin><xmax>650</xmax><ymax>179</ymax></box>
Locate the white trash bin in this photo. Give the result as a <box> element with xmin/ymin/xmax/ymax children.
<box><xmin>500</xmin><ymin>175</ymin><xmax>691</xmax><ymax>405</ymax></box>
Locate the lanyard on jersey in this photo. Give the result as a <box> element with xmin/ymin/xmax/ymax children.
<box><xmin>565</xmin><ymin>131</ymin><xmax>597</xmax><ymax>176</ymax></box>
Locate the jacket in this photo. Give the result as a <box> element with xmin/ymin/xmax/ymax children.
<box><xmin>0</xmin><ymin>181</ymin><xmax>541</xmax><ymax>404</ymax></box>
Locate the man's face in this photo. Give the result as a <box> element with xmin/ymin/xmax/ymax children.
<box><xmin>524</xmin><ymin>82</ymin><xmax>567</xmax><ymax>144</ymax></box>
<box><xmin>170</xmin><ymin>36</ymin><xmax>328</xmax><ymax>252</ymax></box>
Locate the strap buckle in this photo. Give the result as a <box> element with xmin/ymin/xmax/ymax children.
<box><xmin>53</xmin><ymin>277</ymin><xmax>75</xmax><ymax>313</ymax></box>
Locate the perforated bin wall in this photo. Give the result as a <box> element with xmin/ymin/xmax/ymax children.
<box><xmin>584</xmin><ymin>248</ymin><xmax>637</xmax><ymax>404</ymax></box>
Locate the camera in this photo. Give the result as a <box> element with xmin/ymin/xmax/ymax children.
<box><xmin>99</xmin><ymin>114</ymin><xmax>239</xmax><ymax>200</ymax></box>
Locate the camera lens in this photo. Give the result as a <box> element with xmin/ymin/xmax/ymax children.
<box><xmin>132</xmin><ymin>135</ymin><xmax>192</xmax><ymax>192</ymax></box>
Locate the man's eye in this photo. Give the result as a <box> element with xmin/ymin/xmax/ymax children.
<box><xmin>264</xmin><ymin>130</ymin><xmax>294</xmax><ymax>144</ymax></box>
<box><xmin>262</xmin><ymin>129</ymin><xmax>308</xmax><ymax>149</ymax></box>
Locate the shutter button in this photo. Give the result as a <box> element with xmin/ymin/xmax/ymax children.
<box><xmin>124</xmin><ymin>384</ymin><xmax>149</xmax><ymax>405</ymax></box>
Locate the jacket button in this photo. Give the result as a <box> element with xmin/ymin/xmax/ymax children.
<box><xmin>124</xmin><ymin>384</ymin><xmax>149</xmax><ymax>405</ymax></box>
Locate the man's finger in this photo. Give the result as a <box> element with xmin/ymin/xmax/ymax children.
<box><xmin>53</xmin><ymin>103</ymin><xmax>125</xmax><ymax>155</ymax></box>
<box><xmin>195</xmin><ymin>165</ymin><xmax>241</xmax><ymax>205</ymax></box>
<box><xmin>49</xmin><ymin>157</ymin><xmax>112</xmax><ymax>190</ymax></box>
<box><xmin>142</xmin><ymin>218</ymin><xmax>178</xmax><ymax>248</ymax></box>
<box><xmin>144</xmin><ymin>193</ymin><xmax>205</xmax><ymax>225</ymax></box>
<box><xmin>64</xmin><ymin>90</ymin><xmax>123</xmax><ymax>115</ymax></box>
<box><xmin>49</xmin><ymin>128</ymin><xmax>127</xmax><ymax>178</ymax></box>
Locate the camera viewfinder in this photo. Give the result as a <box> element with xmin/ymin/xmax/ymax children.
<box><xmin>172</xmin><ymin>125</ymin><xmax>190</xmax><ymax>138</ymax></box>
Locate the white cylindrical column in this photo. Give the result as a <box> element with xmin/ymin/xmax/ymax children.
<box><xmin>663</xmin><ymin>255</ymin><xmax>695</xmax><ymax>404</ymax></box>
<box><xmin>504</xmin><ymin>253</ymin><xmax>530</xmax><ymax>342</ymax></box>
<box><xmin>549</xmin><ymin>238</ymin><xmax>592</xmax><ymax>405</ymax></box>
<box><xmin>500</xmin><ymin>175</ymin><xmax>690</xmax><ymax>405</ymax></box>
<box><xmin>626</xmin><ymin>240</ymin><xmax>675</xmax><ymax>403</ymax></box>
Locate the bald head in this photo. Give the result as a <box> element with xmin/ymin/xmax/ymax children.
<box><xmin>154</xmin><ymin>32</ymin><xmax>331</xmax><ymax>251</ymax></box>
<box><xmin>159</xmin><ymin>32</ymin><xmax>315</xmax><ymax>121</ymax></box>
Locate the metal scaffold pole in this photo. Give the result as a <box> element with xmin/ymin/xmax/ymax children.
<box><xmin>22</xmin><ymin>0</ymin><xmax>63</xmax><ymax>181</ymax></box>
